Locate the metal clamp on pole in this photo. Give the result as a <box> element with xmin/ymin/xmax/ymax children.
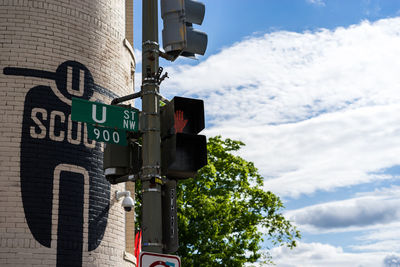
<box><xmin>141</xmin><ymin>128</ymin><xmax>160</xmax><ymax>133</ymax></box>
<box><xmin>142</xmin><ymin>188</ymin><xmax>162</xmax><ymax>193</ymax></box>
<box><xmin>141</xmin><ymin>174</ymin><xmax>162</xmax><ymax>179</ymax></box>
<box><xmin>142</xmin><ymin>242</ymin><xmax>163</xmax><ymax>248</ymax></box>
<box><xmin>142</xmin><ymin>111</ymin><xmax>159</xmax><ymax>116</ymax></box>
<box><xmin>141</xmin><ymin>89</ymin><xmax>160</xmax><ymax>96</ymax></box>
<box><xmin>141</xmin><ymin>90</ymin><xmax>169</xmax><ymax>105</ymax></box>
<box><xmin>142</xmin><ymin>77</ymin><xmax>158</xmax><ymax>84</ymax></box>
<box><xmin>142</xmin><ymin>40</ymin><xmax>159</xmax><ymax>48</ymax></box>
<box><xmin>142</xmin><ymin>165</ymin><xmax>161</xmax><ymax>171</ymax></box>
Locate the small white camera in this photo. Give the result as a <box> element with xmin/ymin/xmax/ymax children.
<box><xmin>115</xmin><ymin>190</ymin><xmax>134</xmax><ymax>212</ymax></box>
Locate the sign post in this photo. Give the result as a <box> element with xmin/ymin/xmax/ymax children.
<box><xmin>139</xmin><ymin>252</ymin><xmax>181</xmax><ymax>267</ymax></box>
<box><xmin>141</xmin><ymin>0</ymin><xmax>163</xmax><ymax>253</ymax></box>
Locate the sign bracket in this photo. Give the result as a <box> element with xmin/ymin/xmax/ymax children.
<box><xmin>111</xmin><ymin>91</ymin><xmax>142</xmax><ymax>105</ymax></box>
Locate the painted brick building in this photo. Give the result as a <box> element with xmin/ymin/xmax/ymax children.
<box><xmin>0</xmin><ymin>0</ymin><xmax>137</xmax><ymax>266</ymax></box>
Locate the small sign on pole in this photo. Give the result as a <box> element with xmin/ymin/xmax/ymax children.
<box><xmin>71</xmin><ymin>97</ymin><xmax>139</xmax><ymax>132</ymax></box>
<box><xmin>139</xmin><ymin>252</ymin><xmax>181</xmax><ymax>267</ymax></box>
<box><xmin>87</xmin><ymin>124</ymin><xmax>127</xmax><ymax>146</ymax></box>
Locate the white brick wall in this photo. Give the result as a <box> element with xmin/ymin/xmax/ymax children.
<box><xmin>0</xmin><ymin>0</ymin><xmax>136</xmax><ymax>266</ymax></box>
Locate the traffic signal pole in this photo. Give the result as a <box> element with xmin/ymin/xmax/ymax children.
<box><xmin>141</xmin><ymin>0</ymin><xmax>163</xmax><ymax>253</ymax></box>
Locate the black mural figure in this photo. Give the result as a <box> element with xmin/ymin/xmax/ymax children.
<box><xmin>3</xmin><ymin>61</ymin><xmax>119</xmax><ymax>267</ymax></box>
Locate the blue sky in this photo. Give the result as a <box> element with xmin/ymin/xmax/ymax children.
<box><xmin>134</xmin><ymin>1</ymin><xmax>400</xmax><ymax>266</ymax></box>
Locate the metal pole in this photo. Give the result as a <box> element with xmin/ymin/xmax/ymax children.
<box><xmin>141</xmin><ymin>0</ymin><xmax>163</xmax><ymax>253</ymax></box>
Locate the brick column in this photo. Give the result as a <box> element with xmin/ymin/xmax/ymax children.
<box><xmin>0</xmin><ymin>0</ymin><xmax>136</xmax><ymax>266</ymax></box>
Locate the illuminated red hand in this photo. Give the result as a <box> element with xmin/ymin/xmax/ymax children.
<box><xmin>174</xmin><ymin>110</ymin><xmax>188</xmax><ymax>133</ymax></box>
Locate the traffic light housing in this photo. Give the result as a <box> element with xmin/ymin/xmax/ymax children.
<box><xmin>161</xmin><ymin>96</ymin><xmax>207</xmax><ymax>179</ymax></box>
<box><xmin>103</xmin><ymin>142</ymin><xmax>142</xmax><ymax>184</ymax></box>
<box><xmin>161</xmin><ymin>0</ymin><xmax>208</xmax><ymax>60</ymax></box>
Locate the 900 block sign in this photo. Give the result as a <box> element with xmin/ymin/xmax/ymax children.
<box><xmin>87</xmin><ymin>124</ymin><xmax>127</xmax><ymax>146</ymax></box>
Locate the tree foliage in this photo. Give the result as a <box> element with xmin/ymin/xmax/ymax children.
<box><xmin>176</xmin><ymin>136</ymin><xmax>300</xmax><ymax>266</ymax></box>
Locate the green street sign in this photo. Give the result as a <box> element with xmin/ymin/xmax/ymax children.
<box><xmin>71</xmin><ymin>97</ymin><xmax>139</xmax><ymax>132</ymax></box>
<box><xmin>87</xmin><ymin>124</ymin><xmax>127</xmax><ymax>146</ymax></box>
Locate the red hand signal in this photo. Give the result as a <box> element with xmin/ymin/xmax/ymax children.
<box><xmin>174</xmin><ymin>110</ymin><xmax>188</xmax><ymax>133</ymax></box>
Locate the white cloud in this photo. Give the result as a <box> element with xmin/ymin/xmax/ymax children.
<box><xmin>268</xmin><ymin>242</ymin><xmax>388</xmax><ymax>267</ymax></box>
<box><xmin>362</xmin><ymin>0</ymin><xmax>381</xmax><ymax>17</ymax></box>
<box><xmin>284</xmin><ymin>187</ymin><xmax>400</xmax><ymax>256</ymax></box>
<box><xmin>157</xmin><ymin>17</ymin><xmax>400</xmax><ymax>197</ymax></box>
<box><xmin>227</xmin><ymin>104</ymin><xmax>400</xmax><ymax>197</ymax></box>
<box><xmin>287</xmin><ymin>187</ymin><xmax>400</xmax><ymax>232</ymax></box>
<box><xmin>134</xmin><ymin>49</ymin><xmax>142</xmax><ymax>65</ymax></box>
<box><xmin>163</xmin><ymin>18</ymin><xmax>400</xmax><ymax>125</ymax></box>
<box><xmin>353</xmin><ymin>239</ymin><xmax>400</xmax><ymax>253</ymax></box>
<box><xmin>307</xmin><ymin>0</ymin><xmax>326</xmax><ymax>7</ymax></box>
<box><xmin>132</xmin><ymin>15</ymin><xmax>400</xmax><ymax>267</ymax></box>
<box><xmin>360</xmin><ymin>227</ymin><xmax>400</xmax><ymax>243</ymax></box>
<box><xmin>352</xmin><ymin>220</ymin><xmax>400</xmax><ymax>252</ymax></box>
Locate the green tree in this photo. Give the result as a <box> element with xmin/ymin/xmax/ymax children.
<box><xmin>176</xmin><ymin>136</ymin><xmax>300</xmax><ymax>266</ymax></box>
